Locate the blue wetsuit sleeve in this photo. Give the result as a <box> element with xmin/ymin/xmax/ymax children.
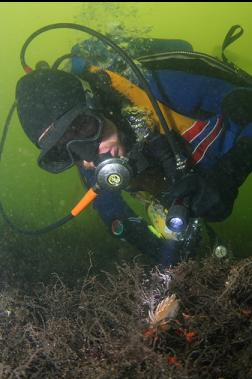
<box><xmin>78</xmin><ymin>167</ymin><xmax>181</xmax><ymax>265</ymax></box>
<box><xmin>147</xmin><ymin>70</ymin><xmax>236</xmax><ymax>118</ymax></box>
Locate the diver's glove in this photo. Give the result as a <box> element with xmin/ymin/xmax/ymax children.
<box><xmin>166</xmin><ymin>137</ymin><xmax>252</xmax><ymax>222</ymax></box>
<box><xmin>222</xmin><ymin>88</ymin><xmax>252</xmax><ymax>126</ymax></box>
<box><xmin>166</xmin><ymin>172</ymin><xmax>233</xmax><ymax>222</ymax></box>
<box><xmin>145</xmin><ymin>133</ymin><xmax>182</xmax><ymax>185</ymax></box>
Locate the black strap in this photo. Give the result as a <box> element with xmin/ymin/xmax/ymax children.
<box><xmin>222</xmin><ymin>25</ymin><xmax>244</xmax><ymax>64</ymax></box>
<box><xmin>221</xmin><ymin>25</ymin><xmax>252</xmax><ymax>85</ymax></box>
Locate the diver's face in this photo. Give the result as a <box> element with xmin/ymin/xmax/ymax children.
<box><xmin>81</xmin><ymin>118</ymin><xmax>126</xmax><ymax>169</ymax></box>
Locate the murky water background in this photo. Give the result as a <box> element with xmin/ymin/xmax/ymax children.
<box><xmin>1</xmin><ymin>3</ymin><xmax>252</xmax><ymax>285</ymax></box>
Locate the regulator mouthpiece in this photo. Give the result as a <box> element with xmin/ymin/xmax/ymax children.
<box><xmin>95</xmin><ymin>156</ymin><xmax>133</xmax><ymax>191</ymax></box>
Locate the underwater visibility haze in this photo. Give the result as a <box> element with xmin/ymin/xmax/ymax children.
<box><xmin>0</xmin><ymin>3</ymin><xmax>252</xmax><ymax>377</ymax></box>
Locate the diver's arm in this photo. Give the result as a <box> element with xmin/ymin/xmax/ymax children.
<box><xmin>94</xmin><ymin>189</ymin><xmax>185</xmax><ymax>266</ymax></box>
<box><xmin>78</xmin><ymin>167</ymin><xmax>164</xmax><ymax>260</ymax></box>
<box><xmin>167</xmin><ymin>135</ymin><xmax>252</xmax><ymax>222</ymax></box>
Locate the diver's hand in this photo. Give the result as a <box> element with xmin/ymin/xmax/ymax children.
<box><xmin>167</xmin><ymin>172</ymin><xmax>234</xmax><ymax>222</ymax></box>
<box><xmin>146</xmin><ymin>134</ymin><xmax>178</xmax><ymax>185</ymax></box>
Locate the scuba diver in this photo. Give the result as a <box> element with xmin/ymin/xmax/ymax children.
<box><xmin>12</xmin><ymin>25</ymin><xmax>252</xmax><ymax>266</ymax></box>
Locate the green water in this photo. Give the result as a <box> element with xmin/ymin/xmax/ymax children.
<box><xmin>1</xmin><ymin>2</ymin><xmax>252</xmax><ymax>274</ymax></box>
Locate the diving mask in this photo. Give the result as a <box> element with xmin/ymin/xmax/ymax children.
<box><xmin>38</xmin><ymin>109</ymin><xmax>104</xmax><ymax>173</ymax></box>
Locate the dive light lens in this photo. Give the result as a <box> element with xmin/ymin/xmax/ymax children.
<box><xmin>166</xmin><ymin>202</ymin><xmax>189</xmax><ymax>233</ymax></box>
<box><xmin>168</xmin><ymin>217</ymin><xmax>184</xmax><ymax>232</ymax></box>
